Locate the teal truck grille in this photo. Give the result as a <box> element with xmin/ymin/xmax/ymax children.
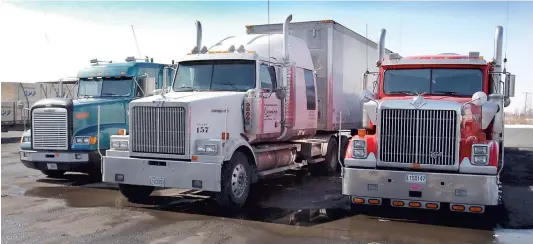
<box><xmin>130</xmin><ymin>106</ymin><xmax>187</xmax><ymax>155</ymax></box>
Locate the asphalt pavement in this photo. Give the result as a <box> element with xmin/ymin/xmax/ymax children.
<box><xmin>2</xmin><ymin>141</ymin><xmax>533</xmax><ymax>244</ymax></box>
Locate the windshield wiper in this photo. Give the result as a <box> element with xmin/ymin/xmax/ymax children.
<box><xmin>387</xmin><ymin>91</ymin><xmax>417</xmax><ymax>96</ymax></box>
<box><xmin>174</xmin><ymin>86</ymin><xmax>198</xmax><ymax>92</ymax></box>
<box><xmin>433</xmin><ymin>91</ymin><xmax>459</xmax><ymax>95</ymax></box>
<box><xmin>101</xmin><ymin>92</ymin><xmax>121</xmax><ymax>96</ymax></box>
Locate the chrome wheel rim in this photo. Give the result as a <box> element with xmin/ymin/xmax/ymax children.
<box><xmin>231</xmin><ymin>164</ymin><xmax>248</xmax><ymax>198</ymax></box>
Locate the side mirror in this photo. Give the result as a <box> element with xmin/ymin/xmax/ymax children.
<box><xmin>361</xmin><ymin>90</ymin><xmax>377</xmax><ymax>103</ymax></box>
<box><xmin>471</xmin><ymin>91</ymin><xmax>488</xmax><ymax>106</ymax></box>
<box><xmin>505</xmin><ymin>74</ymin><xmax>515</xmax><ymax>98</ymax></box>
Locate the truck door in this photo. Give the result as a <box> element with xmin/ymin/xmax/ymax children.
<box><xmin>260</xmin><ymin>63</ymin><xmax>281</xmax><ymax>134</ymax></box>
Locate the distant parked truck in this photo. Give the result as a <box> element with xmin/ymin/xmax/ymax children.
<box><xmin>102</xmin><ymin>15</ymin><xmax>394</xmax><ymax>208</ymax></box>
<box><xmin>19</xmin><ymin>57</ymin><xmax>173</xmax><ymax>178</ymax></box>
<box><xmin>1</xmin><ymin>79</ymin><xmax>78</xmax><ymax>132</ymax></box>
<box><xmin>342</xmin><ymin>26</ymin><xmax>515</xmax><ymax>214</ymax></box>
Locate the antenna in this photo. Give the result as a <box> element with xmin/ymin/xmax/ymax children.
<box><xmin>267</xmin><ymin>0</ymin><xmax>270</xmax><ymax>66</ymax></box>
<box><xmin>399</xmin><ymin>18</ymin><xmax>403</xmax><ymax>54</ymax></box>
<box><xmin>365</xmin><ymin>24</ymin><xmax>369</xmax><ymax>72</ymax></box>
<box><xmin>131</xmin><ymin>25</ymin><xmax>143</xmax><ymax>58</ymax></box>
<box><xmin>503</xmin><ymin>0</ymin><xmax>510</xmax><ymax>72</ymax></box>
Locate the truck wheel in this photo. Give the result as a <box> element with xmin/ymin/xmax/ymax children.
<box><xmin>118</xmin><ymin>184</ymin><xmax>155</xmax><ymax>202</ymax></box>
<box><xmin>40</xmin><ymin>169</ymin><xmax>66</xmax><ymax>178</ymax></box>
<box><xmin>215</xmin><ymin>151</ymin><xmax>252</xmax><ymax>209</ymax></box>
<box><xmin>325</xmin><ymin>137</ymin><xmax>340</xmax><ymax>174</ymax></box>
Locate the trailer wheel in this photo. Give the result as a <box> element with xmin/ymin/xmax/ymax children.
<box><xmin>40</xmin><ymin>169</ymin><xmax>66</xmax><ymax>178</ymax></box>
<box><xmin>215</xmin><ymin>151</ymin><xmax>252</xmax><ymax>209</ymax></box>
<box><xmin>118</xmin><ymin>184</ymin><xmax>155</xmax><ymax>202</ymax></box>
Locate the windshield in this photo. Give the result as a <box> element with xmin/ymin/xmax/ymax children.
<box><xmin>173</xmin><ymin>60</ymin><xmax>255</xmax><ymax>92</ymax></box>
<box><xmin>383</xmin><ymin>68</ymin><xmax>484</xmax><ymax>97</ymax></box>
<box><xmin>78</xmin><ymin>78</ymin><xmax>133</xmax><ymax>97</ymax></box>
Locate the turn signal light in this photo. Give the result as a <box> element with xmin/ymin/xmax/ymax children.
<box><xmin>88</xmin><ymin>136</ymin><xmax>97</xmax><ymax>145</ymax></box>
<box><xmin>368</xmin><ymin>199</ymin><xmax>380</xmax><ymax>205</ymax></box>
<box><xmin>409</xmin><ymin>202</ymin><xmax>421</xmax><ymax>208</ymax></box>
<box><xmin>392</xmin><ymin>200</ymin><xmax>405</xmax><ymax>207</ymax></box>
<box><xmin>452</xmin><ymin>205</ymin><xmax>465</xmax><ymax>211</ymax></box>
<box><xmin>426</xmin><ymin>203</ymin><xmax>438</xmax><ymax>209</ymax></box>
<box><xmin>221</xmin><ymin>132</ymin><xmax>230</xmax><ymax>140</ymax></box>
<box><xmin>469</xmin><ymin>206</ymin><xmax>483</xmax><ymax>213</ymax></box>
<box><xmin>118</xmin><ymin>129</ymin><xmax>126</xmax><ymax>135</ymax></box>
<box><xmin>352</xmin><ymin>197</ymin><xmax>365</xmax><ymax>204</ymax></box>
<box><xmin>358</xmin><ymin>129</ymin><xmax>366</xmax><ymax>137</ymax></box>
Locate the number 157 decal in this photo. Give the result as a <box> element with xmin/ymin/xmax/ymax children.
<box><xmin>196</xmin><ymin>126</ymin><xmax>209</xmax><ymax>133</ymax></box>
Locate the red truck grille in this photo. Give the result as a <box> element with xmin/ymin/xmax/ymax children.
<box><xmin>379</xmin><ymin>109</ymin><xmax>458</xmax><ymax>166</ymax></box>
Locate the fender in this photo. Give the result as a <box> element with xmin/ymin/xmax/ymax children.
<box><xmin>222</xmin><ymin>135</ymin><xmax>257</xmax><ymax>165</ymax></box>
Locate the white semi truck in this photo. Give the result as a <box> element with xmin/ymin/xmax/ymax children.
<box><xmin>102</xmin><ymin>15</ymin><xmax>393</xmax><ymax>208</ymax></box>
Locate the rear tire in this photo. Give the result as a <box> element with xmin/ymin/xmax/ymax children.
<box><xmin>118</xmin><ymin>184</ymin><xmax>155</xmax><ymax>202</ymax></box>
<box><xmin>40</xmin><ymin>170</ymin><xmax>66</xmax><ymax>178</ymax></box>
<box><xmin>215</xmin><ymin>151</ymin><xmax>252</xmax><ymax>209</ymax></box>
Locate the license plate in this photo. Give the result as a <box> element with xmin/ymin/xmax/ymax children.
<box><xmin>46</xmin><ymin>163</ymin><xmax>58</xmax><ymax>170</ymax></box>
<box><xmin>149</xmin><ymin>176</ymin><xmax>165</xmax><ymax>187</ymax></box>
<box><xmin>406</xmin><ymin>174</ymin><xmax>427</xmax><ymax>184</ymax></box>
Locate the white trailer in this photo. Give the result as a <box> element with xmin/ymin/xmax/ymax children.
<box><xmin>102</xmin><ymin>15</ymin><xmax>393</xmax><ymax>208</ymax></box>
<box><xmin>1</xmin><ymin>79</ymin><xmax>78</xmax><ymax>132</ymax></box>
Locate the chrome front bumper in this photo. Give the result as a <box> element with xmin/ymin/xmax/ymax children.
<box><xmin>19</xmin><ymin>150</ymin><xmax>89</xmax><ymax>163</ymax></box>
<box><xmin>342</xmin><ymin>168</ymin><xmax>499</xmax><ymax>206</ymax></box>
<box><xmin>102</xmin><ymin>151</ymin><xmax>222</xmax><ymax>192</ymax></box>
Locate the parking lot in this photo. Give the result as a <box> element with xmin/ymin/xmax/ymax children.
<box><xmin>2</xmin><ymin>140</ymin><xmax>533</xmax><ymax>244</ymax></box>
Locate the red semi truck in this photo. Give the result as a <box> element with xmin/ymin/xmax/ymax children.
<box><xmin>342</xmin><ymin>26</ymin><xmax>516</xmax><ymax>214</ymax></box>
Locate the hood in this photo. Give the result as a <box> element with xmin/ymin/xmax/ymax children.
<box><xmin>131</xmin><ymin>91</ymin><xmax>246</xmax><ymax>105</ymax></box>
<box><xmin>73</xmin><ymin>97</ymin><xmax>132</xmax><ymax>108</ymax></box>
<box><xmin>72</xmin><ymin>97</ymin><xmax>131</xmax><ymax>137</ymax></box>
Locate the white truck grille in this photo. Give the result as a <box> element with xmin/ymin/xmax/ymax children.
<box><xmin>32</xmin><ymin>108</ymin><xmax>68</xmax><ymax>150</ymax></box>
<box><xmin>130</xmin><ymin>106</ymin><xmax>187</xmax><ymax>155</ymax></box>
<box><xmin>379</xmin><ymin>109</ymin><xmax>458</xmax><ymax>166</ymax></box>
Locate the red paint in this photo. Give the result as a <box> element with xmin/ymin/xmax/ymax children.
<box><xmin>377</xmin><ymin>60</ymin><xmax>493</xmax><ymax>165</ymax></box>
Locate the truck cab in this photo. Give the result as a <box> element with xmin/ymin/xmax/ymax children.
<box><xmin>343</xmin><ymin>26</ymin><xmax>516</xmax><ymax>214</ymax></box>
<box><xmin>19</xmin><ymin>57</ymin><xmax>172</xmax><ymax>178</ymax></box>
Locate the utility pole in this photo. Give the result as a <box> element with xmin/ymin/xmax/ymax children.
<box><xmin>524</xmin><ymin>92</ymin><xmax>532</xmax><ymax>116</ymax></box>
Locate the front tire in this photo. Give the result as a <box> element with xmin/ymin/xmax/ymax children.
<box><xmin>118</xmin><ymin>184</ymin><xmax>155</xmax><ymax>202</ymax></box>
<box><xmin>215</xmin><ymin>151</ymin><xmax>252</xmax><ymax>209</ymax></box>
<box><xmin>40</xmin><ymin>169</ymin><xmax>66</xmax><ymax>178</ymax></box>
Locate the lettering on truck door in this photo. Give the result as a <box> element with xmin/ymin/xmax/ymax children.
<box><xmin>260</xmin><ymin>64</ymin><xmax>281</xmax><ymax>134</ymax></box>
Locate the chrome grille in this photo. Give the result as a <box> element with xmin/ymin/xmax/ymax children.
<box><xmin>379</xmin><ymin>109</ymin><xmax>457</xmax><ymax>166</ymax></box>
<box><xmin>130</xmin><ymin>106</ymin><xmax>187</xmax><ymax>155</ymax></box>
<box><xmin>32</xmin><ymin>108</ymin><xmax>68</xmax><ymax>150</ymax></box>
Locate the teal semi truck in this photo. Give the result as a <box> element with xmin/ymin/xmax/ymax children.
<box><xmin>19</xmin><ymin>57</ymin><xmax>173</xmax><ymax>178</ymax></box>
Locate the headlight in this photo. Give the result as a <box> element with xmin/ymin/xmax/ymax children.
<box><xmin>473</xmin><ymin>155</ymin><xmax>488</xmax><ymax>165</ymax></box>
<box><xmin>111</xmin><ymin>139</ymin><xmax>128</xmax><ymax>150</ymax></box>
<box><xmin>473</xmin><ymin>146</ymin><xmax>488</xmax><ymax>154</ymax></box>
<box><xmin>353</xmin><ymin>149</ymin><xmax>366</xmax><ymax>158</ymax></box>
<box><xmin>353</xmin><ymin>140</ymin><xmax>366</xmax><ymax>149</ymax></box>
<box><xmin>195</xmin><ymin>143</ymin><xmax>218</xmax><ymax>155</ymax></box>
<box><xmin>352</xmin><ymin>139</ymin><xmax>367</xmax><ymax>158</ymax></box>
<box><xmin>22</xmin><ymin>136</ymin><xmax>31</xmax><ymax>142</ymax></box>
<box><xmin>471</xmin><ymin>144</ymin><xmax>489</xmax><ymax>165</ymax></box>
<box><xmin>74</xmin><ymin>136</ymin><xmax>97</xmax><ymax>145</ymax></box>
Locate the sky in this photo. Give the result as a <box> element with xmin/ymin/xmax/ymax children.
<box><xmin>0</xmin><ymin>1</ymin><xmax>532</xmax><ymax>113</ymax></box>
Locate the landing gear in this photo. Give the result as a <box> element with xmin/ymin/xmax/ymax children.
<box><xmin>215</xmin><ymin>151</ymin><xmax>252</xmax><ymax>209</ymax></box>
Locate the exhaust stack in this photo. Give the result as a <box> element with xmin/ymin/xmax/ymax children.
<box><xmin>277</xmin><ymin>14</ymin><xmax>293</xmax><ymax>141</ymax></box>
<box><xmin>195</xmin><ymin>21</ymin><xmax>202</xmax><ymax>52</ymax></box>
<box><xmin>493</xmin><ymin>26</ymin><xmax>503</xmax><ymax>73</ymax></box>
<box><xmin>377</xmin><ymin>29</ymin><xmax>386</xmax><ymax>66</ymax></box>
<box><xmin>283</xmin><ymin>14</ymin><xmax>293</xmax><ymax>62</ymax></box>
